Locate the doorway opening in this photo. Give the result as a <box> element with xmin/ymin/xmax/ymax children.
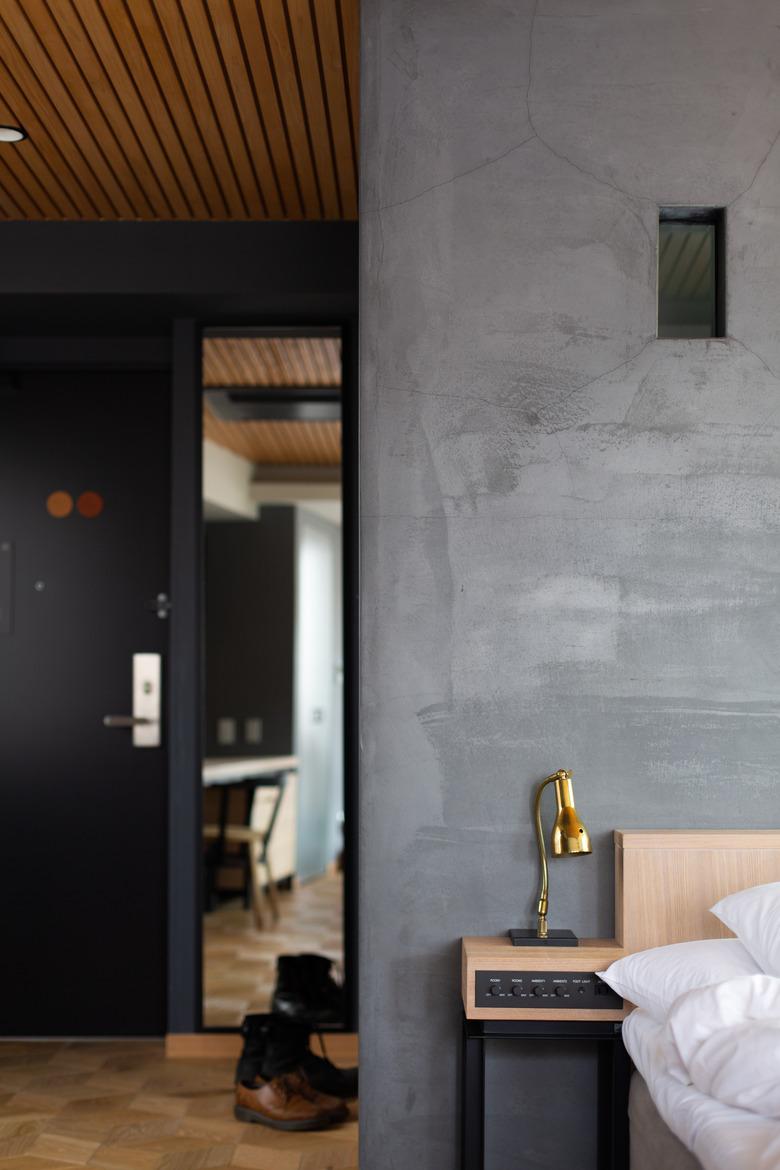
<box><xmin>199</xmin><ymin>326</ymin><xmax>351</xmax><ymax>1031</ymax></box>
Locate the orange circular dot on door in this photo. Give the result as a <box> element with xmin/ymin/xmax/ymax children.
<box><xmin>46</xmin><ymin>490</ymin><xmax>74</xmax><ymax>518</ymax></box>
<box><xmin>77</xmin><ymin>491</ymin><xmax>104</xmax><ymax>519</ymax></box>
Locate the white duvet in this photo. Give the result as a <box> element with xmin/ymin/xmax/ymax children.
<box><xmin>665</xmin><ymin>975</ymin><xmax>780</xmax><ymax>1118</ymax></box>
<box><xmin>623</xmin><ymin>976</ymin><xmax>780</xmax><ymax>1170</ymax></box>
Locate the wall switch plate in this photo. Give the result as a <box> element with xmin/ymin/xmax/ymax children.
<box><xmin>217</xmin><ymin>717</ymin><xmax>236</xmax><ymax>745</ymax></box>
<box><xmin>245</xmin><ymin>717</ymin><xmax>263</xmax><ymax>744</ymax></box>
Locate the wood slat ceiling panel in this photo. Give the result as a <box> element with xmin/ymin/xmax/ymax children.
<box><xmin>203</xmin><ymin>336</ymin><xmax>341</xmax><ymax>386</ymax></box>
<box><xmin>203</xmin><ymin>410</ymin><xmax>341</xmax><ymax>465</ymax></box>
<box><xmin>202</xmin><ymin>335</ymin><xmax>341</xmax><ymax>465</ymax></box>
<box><xmin>0</xmin><ymin>0</ymin><xmax>358</xmax><ymax>220</ymax></box>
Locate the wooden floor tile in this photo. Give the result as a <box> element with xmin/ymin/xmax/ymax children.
<box><xmin>0</xmin><ymin>1039</ymin><xmax>358</xmax><ymax>1170</ymax></box>
<box><xmin>0</xmin><ymin>1159</ymin><xmax>80</xmax><ymax>1169</ymax></box>
<box><xmin>25</xmin><ymin>1133</ymin><xmax>99</xmax><ymax>1164</ymax></box>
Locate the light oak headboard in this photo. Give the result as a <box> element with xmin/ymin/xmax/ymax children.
<box><xmin>615</xmin><ymin>830</ymin><xmax>780</xmax><ymax>952</ymax></box>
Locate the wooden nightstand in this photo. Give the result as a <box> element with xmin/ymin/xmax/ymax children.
<box><xmin>460</xmin><ymin>938</ymin><xmax>631</xmax><ymax>1170</ymax></box>
<box><xmin>462</xmin><ymin>936</ymin><xmax>629</xmax><ymax>1021</ymax></box>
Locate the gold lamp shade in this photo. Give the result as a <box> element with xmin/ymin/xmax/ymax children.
<box><xmin>508</xmin><ymin>769</ymin><xmax>593</xmax><ymax>947</ymax></box>
<box><xmin>551</xmin><ymin>771</ymin><xmax>592</xmax><ymax>857</ymax></box>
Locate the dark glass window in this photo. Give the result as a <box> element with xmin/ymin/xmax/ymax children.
<box><xmin>658</xmin><ymin>208</ymin><xmax>724</xmax><ymax>338</ymax></box>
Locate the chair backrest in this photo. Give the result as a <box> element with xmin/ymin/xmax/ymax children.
<box><xmin>247</xmin><ymin>772</ymin><xmax>288</xmax><ymax>849</ymax></box>
<box><xmin>262</xmin><ymin>772</ymin><xmax>287</xmax><ymax>846</ymax></box>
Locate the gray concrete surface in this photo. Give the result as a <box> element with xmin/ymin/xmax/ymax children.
<box><xmin>359</xmin><ymin>3</ymin><xmax>780</xmax><ymax>1166</ymax></box>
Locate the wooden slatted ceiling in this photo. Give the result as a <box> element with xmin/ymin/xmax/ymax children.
<box><xmin>0</xmin><ymin>0</ymin><xmax>358</xmax><ymax>220</ymax></box>
<box><xmin>203</xmin><ymin>335</ymin><xmax>341</xmax><ymax>386</ymax></box>
<box><xmin>202</xmin><ymin>334</ymin><xmax>341</xmax><ymax>465</ymax></box>
<box><xmin>203</xmin><ymin>414</ymin><xmax>341</xmax><ymax>464</ymax></box>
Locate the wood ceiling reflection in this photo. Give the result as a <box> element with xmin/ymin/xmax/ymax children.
<box><xmin>203</xmin><ymin>413</ymin><xmax>341</xmax><ymax>464</ymax></box>
<box><xmin>203</xmin><ymin>336</ymin><xmax>341</xmax><ymax>386</ymax></box>
<box><xmin>202</xmin><ymin>334</ymin><xmax>341</xmax><ymax>465</ymax></box>
<box><xmin>0</xmin><ymin>0</ymin><xmax>358</xmax><ymax>220</ymax></box>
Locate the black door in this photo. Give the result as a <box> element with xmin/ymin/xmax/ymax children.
<box><xmin>0</xmin><ymin>369</ymin><xmax>169</xmax><ymax>1035</ymax></box>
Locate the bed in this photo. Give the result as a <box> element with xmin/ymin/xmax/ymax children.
<box><xmin>625</xmin><ymin>1012</ymin><xmax>780</xmax><ymax>1170</ymax></box>
<box><xmin>629</xmin><ymin>1070</ymin><xmax>700</xmax><ymax>1170</ymax></box>
<box><xmin>614</xmin><ymin>830</ymin><xmax>780</xmax><ymax>1170</ymax></box>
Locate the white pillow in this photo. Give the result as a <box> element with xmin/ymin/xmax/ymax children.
<box><xmin>711</xmin><ymin>881</ymin><xmax>780</xmax><ymax>977</ymax></box>
<box><xmin>596</xmin><ymin>937</ymin><xmax>761</xmax><ymax>1021</ymax></box>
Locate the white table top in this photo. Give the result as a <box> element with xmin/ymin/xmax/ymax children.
<box><xmin>202</xmin><ymin>756</ymin><xmax>299</xmax><ymax>785</ymax></box>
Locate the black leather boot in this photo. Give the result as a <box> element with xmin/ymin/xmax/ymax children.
<box><xmin>236</xmin><ymin>1012</ymin><xmax>358</xmax><ymax>1100</ymax></box>
<box><xmin>271</xmin><ymin>953</ymin><xmax>345</xmax><ymax>1027</ymax></box>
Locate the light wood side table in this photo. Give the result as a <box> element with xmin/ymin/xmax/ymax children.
<box><xmin>460</xmin><ymin>937</ymin><xmax>631</xmax><ymax>1170</ymax></box>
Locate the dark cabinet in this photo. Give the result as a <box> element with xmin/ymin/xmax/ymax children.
<box><xmin>205</xmin><ymin>507</ymin><xmax>295</xmax><ymax>758</ymax></box>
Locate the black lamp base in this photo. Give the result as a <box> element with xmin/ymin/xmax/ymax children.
<box><xmin>508</xmin><ymin>928</ymin><xmax>579</xmax><ymax>947</ymax></box>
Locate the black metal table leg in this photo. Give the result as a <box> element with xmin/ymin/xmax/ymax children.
<box><xmin>217</xmin><ymin>783</ymin><xmax>230</xmax><ymax>865</ymax></box>
<box><xmin>597</xmin><ymin>1026</ymin><xmax>631</xmax><ymax>1170</ymax></box>
<box><xmin>203</xmin><ymin>784</ymin><xmax>232</xmax><ymax>912</ymax></box>
<box><xmin>611</xmin><ymin>1031</ymin><xmax>631</xmax><ymax>1170</ymax></box>
<box><xmin>461</xmin><ymin>1018</ymin><xmax>485</xmax><ymax>1170</ymax></box>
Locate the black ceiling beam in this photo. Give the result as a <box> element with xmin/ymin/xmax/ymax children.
<box><xmin>204</xmin><ymin>385</ymin><xmax>341</xmax><ymax>422</ymax></box>
<box><xmin>203</xmin><ymin>325</ymin><xmax>342</xmax><ymax>339</ymax></box>
<box><xmin>0</xmin><ymin>336</ymin><xmax>171</xmax><ymax>369</ymax></box>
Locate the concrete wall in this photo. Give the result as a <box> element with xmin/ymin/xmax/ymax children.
<box><xmin>359</xmin><ymin>2</ymin><xmax>780</xmax><ymax>1167</ymax></box>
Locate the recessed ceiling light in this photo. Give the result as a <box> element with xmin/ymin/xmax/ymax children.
<box><xmin>0</xmin><ymin>125</ymin><xmax>26</xmax><ymax>143</ymax></box>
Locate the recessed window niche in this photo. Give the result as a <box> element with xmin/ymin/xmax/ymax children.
<box><xmin>658</xmin><ymin>207</ymin><xmax>724</xmax><ymax>339</ymax></box>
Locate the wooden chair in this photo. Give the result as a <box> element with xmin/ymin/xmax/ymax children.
<box><xmin>203</xmin><ymin>774</ymin><xmax>287</xmax><ymax>929</ymax></box>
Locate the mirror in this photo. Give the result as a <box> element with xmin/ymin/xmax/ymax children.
<box><xmin>200</xmin><ymin>327</ymin><xmax>346</xmax><ymax>1030</ymax></box>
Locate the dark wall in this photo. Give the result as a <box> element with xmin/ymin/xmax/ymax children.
<box><xmin>205</xmin><ymin>510</ymin><xmax>295</xmax><ymax>759</ymax></box>
<box><xmin>0</xmin><ymin>219</ymin><xmax>358</xmax><ymax>1035</ymax></box>
<box><xmin>0</xmin><ymin>221</ymin><xmax>357</xmax><ymax>334</ymax></box>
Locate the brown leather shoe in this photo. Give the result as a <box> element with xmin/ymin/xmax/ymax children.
<box><xmin>272</xmin><ymin>1071</ymin><xmax>348</xmax><ymax>1121</ymax></box>
<box><xmin>234</xmin><ymin>1070</ymin><xmax>349</xmax><ymax>1131</ymax></box>
<box><xmin>240</xmin><ymin>1069</ymin><xmax>347</xmax><ymax>1111</ymax></box>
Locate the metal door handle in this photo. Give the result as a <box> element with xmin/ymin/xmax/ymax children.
<box><xmin>103</xmin><ymin>715</ymin><xmax>153</xmax><ymax>728</ymax></box>
<box><xmin>103</xmin><ymin>653</ymin><xmax>162</xmax><ymax>747</ymax></box>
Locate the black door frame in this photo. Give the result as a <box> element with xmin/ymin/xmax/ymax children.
<box><xmin>169</xmin><ymin>314</ymin><xmax>359</xmax><ymax>1034</ymax></box>
<box><xmin>168</xmin><ymin>320</ymin><xmax>203</xmax><ymax>1034</ymax></box>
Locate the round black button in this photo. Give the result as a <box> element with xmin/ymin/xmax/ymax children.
<box><xmin>533</xmin><ymin>985</ymin><xmax>544</xmax><ymax>997</ymax></box>
<box><xmin>554</xmin><ymin>987</ymin><xmax>566</xmax><ymax>998</ymax></box>
<box><xmin>512</xmin><ymin>986</ymin><xmax>523</xmax><ymax>997</ymax></box>
<box><xmin>489</xmin><ymin>985</ymin><xmax>502</xmax><ymax>996</ymax></box>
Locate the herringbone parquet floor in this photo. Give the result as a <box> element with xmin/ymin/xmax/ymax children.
<box><xmin>0</xmin><ymin>1039</ymin><xmax>358</xmax><ymax>1170</ymax></box>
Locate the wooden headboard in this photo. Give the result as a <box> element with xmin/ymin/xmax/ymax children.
<box><xmin>615</xmin><ymin>829</ymin><xmax>780</xmax><ymax>952</ymax></box>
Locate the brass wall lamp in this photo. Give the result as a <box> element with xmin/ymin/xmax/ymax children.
<box><xmin>508</xmin><ymin>769</ymin><xmax>592</xmax><ymax>947</ymax></box>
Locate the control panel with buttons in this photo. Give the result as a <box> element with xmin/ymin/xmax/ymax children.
<box><xmin>474</xmin><ymin>969</ymin><xmax>622</xmax><ymax>1009</ymax></box>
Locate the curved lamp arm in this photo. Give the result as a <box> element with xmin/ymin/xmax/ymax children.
<box><xmin>533</xmin><ymin>772</ymin><xmax>561</xmax><ymax>939</ymax></box>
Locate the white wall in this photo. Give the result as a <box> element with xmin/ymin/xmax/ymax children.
<box><xmin>294</xmin><ymin>508</ymin><xmax>343</xmax><ymax>881</ymax></box>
